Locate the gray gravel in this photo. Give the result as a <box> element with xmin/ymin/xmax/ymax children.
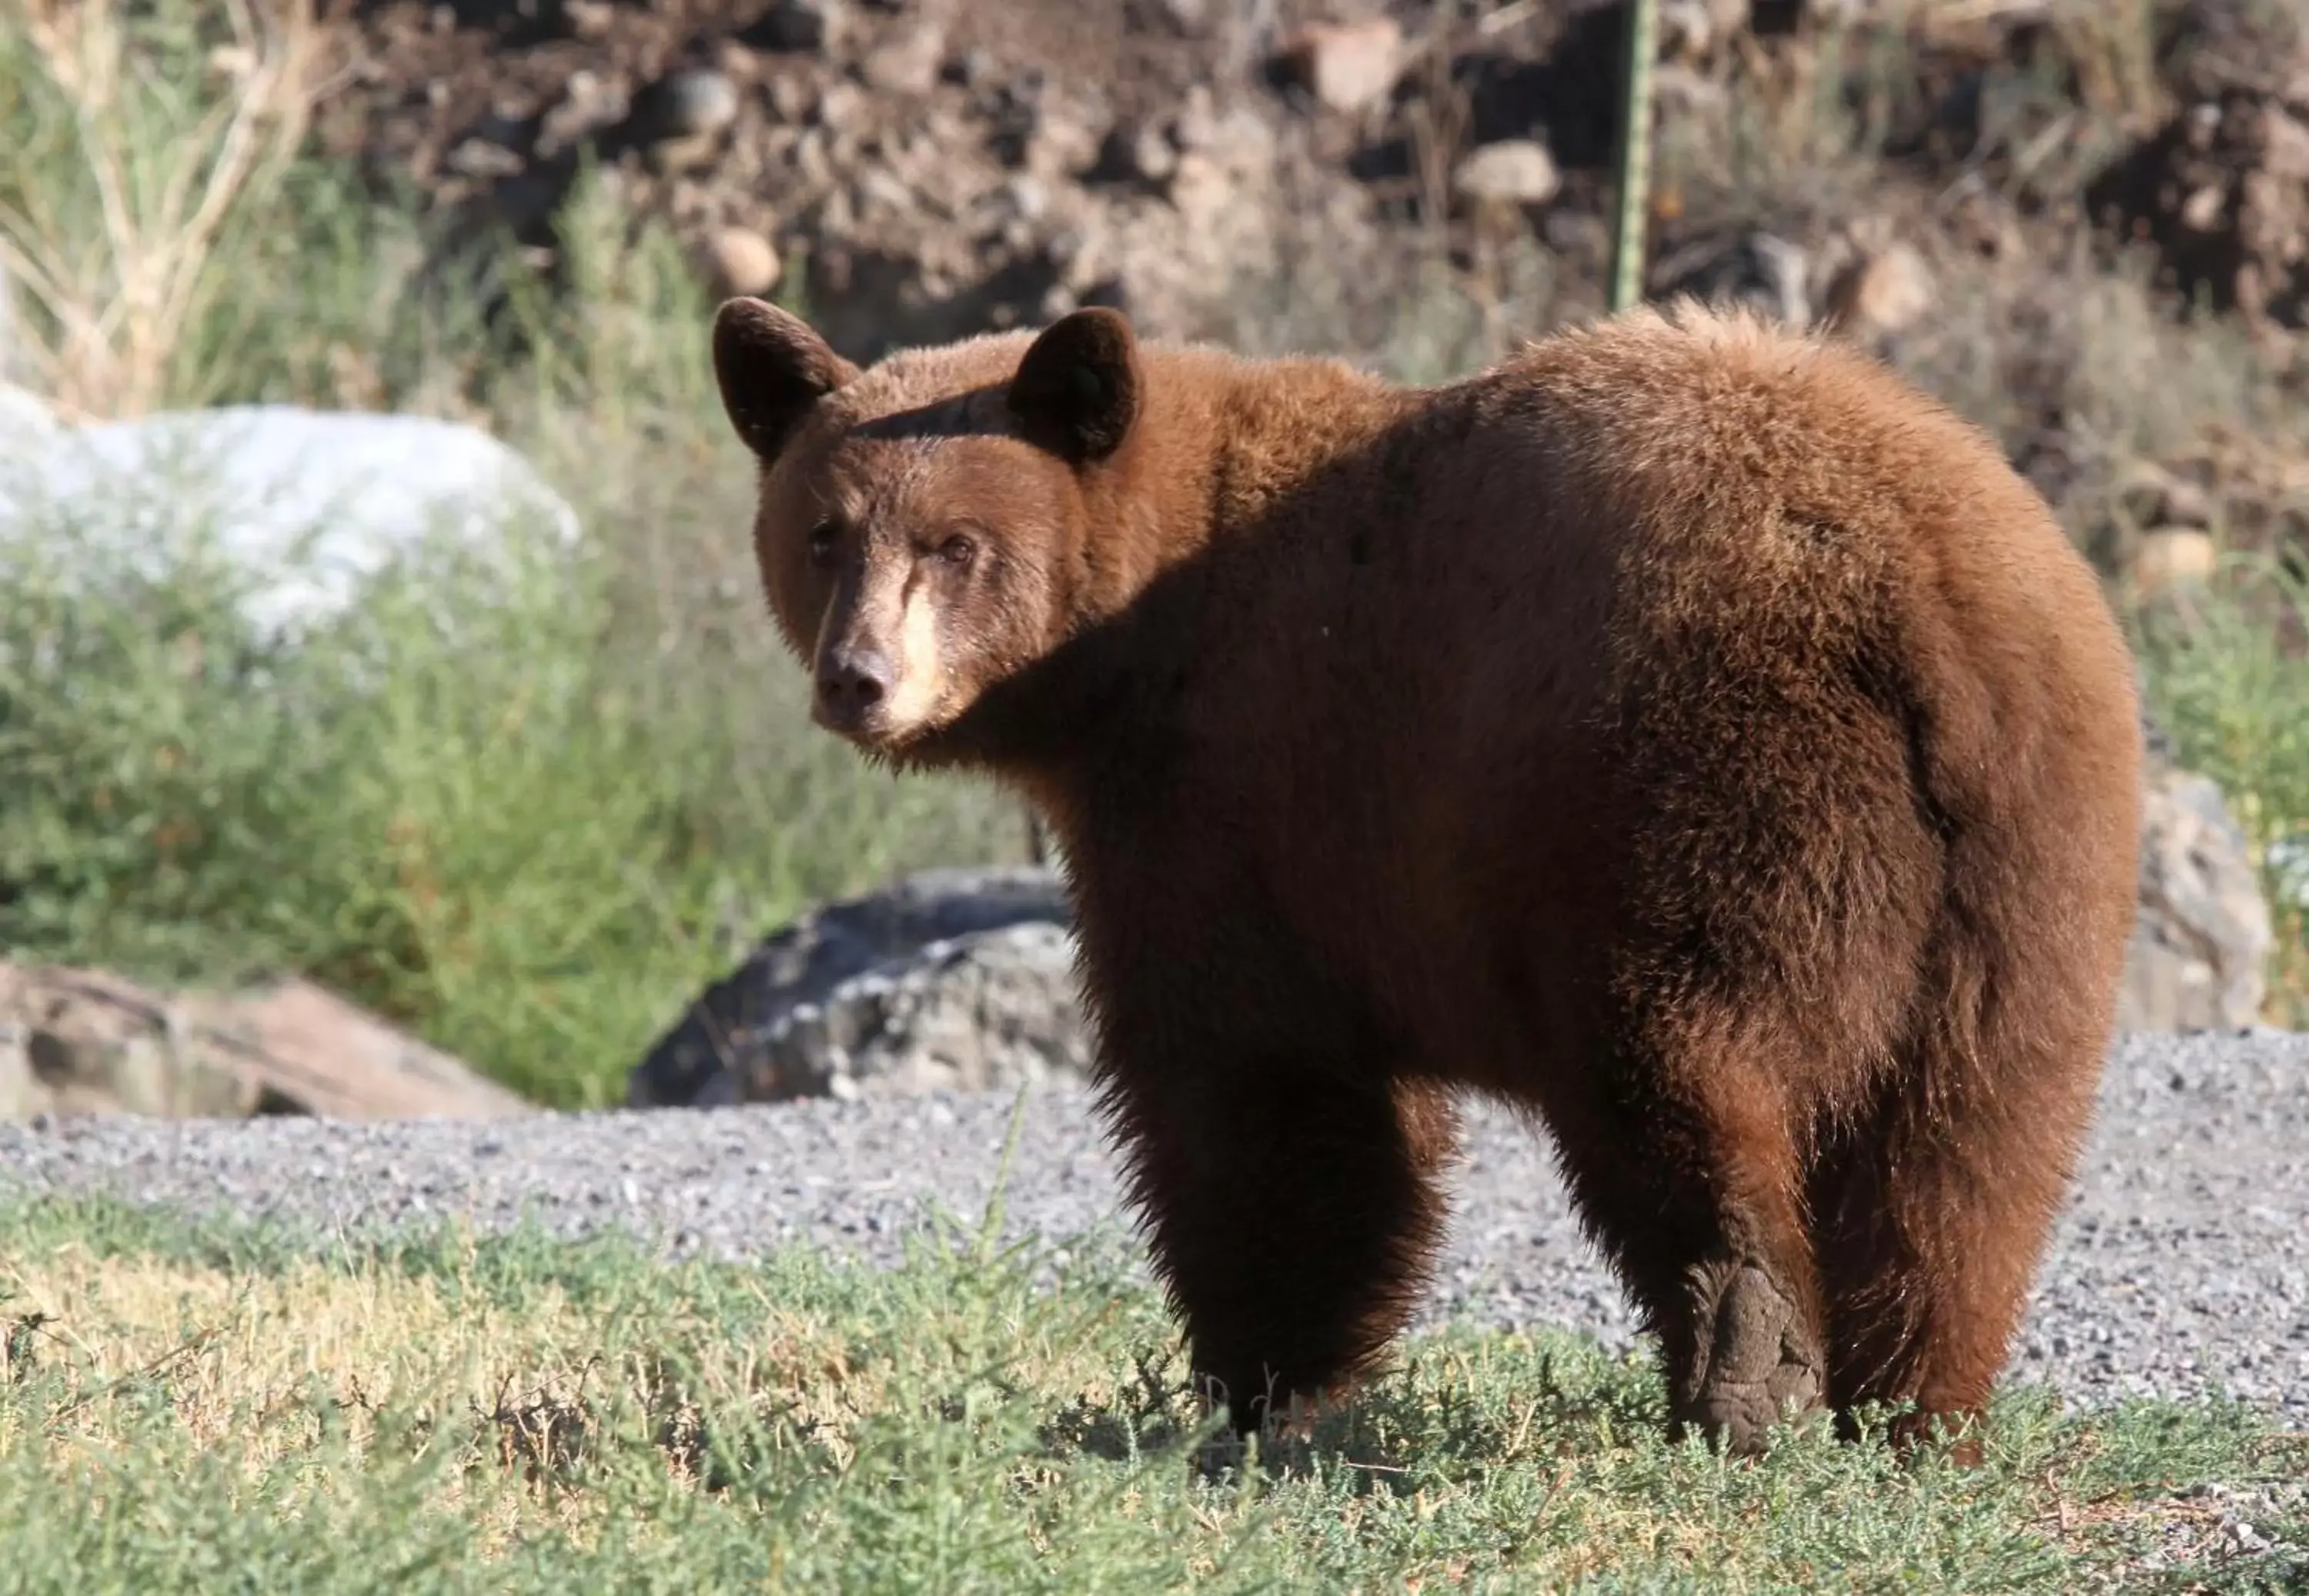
<box><xmin>4</xmin><ymin>1028</ymin><xmax>2305</xmax><ymax>1429</ymax></box>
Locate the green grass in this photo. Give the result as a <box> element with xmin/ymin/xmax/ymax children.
<box><xmin>1</xmin><ymin>1189</ymin><xmax>2303</xmax><ymax>1594</ymax></box>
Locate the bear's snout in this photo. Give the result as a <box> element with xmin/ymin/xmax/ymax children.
<box><xmin>814</xmin><ymin>645</ymin><xmax>894</xmax><ymax>733</ymax></box>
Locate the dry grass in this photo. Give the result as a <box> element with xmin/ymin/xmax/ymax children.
<box><xmin>0</xmin><ymin>0</ymin><xmax>336</xmax><ymax>421</ymax></box>
<box><xmin>1</xmin><ymin>1197</ymin><xmax>2303</xmax><ymax>1592</ymax></box>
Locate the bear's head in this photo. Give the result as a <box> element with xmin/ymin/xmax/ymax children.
<box><xmin>711</xmin><ymin>296</ymin><xmax>1144</xmax><ymax>760</ymax></box>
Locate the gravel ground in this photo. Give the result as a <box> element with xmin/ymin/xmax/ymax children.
<box><xmin>4</xmin><ymin>1028</ymin><xmax>2305</xmax><ymax>1429</ymax></box>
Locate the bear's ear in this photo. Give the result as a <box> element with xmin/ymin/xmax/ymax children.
<box><xmin>1006</xmin><ymin>306</ymin><xmax>1142</xmax><ymax>463</ymax></box>
<box><xmin>712</xmin><ymin>297</ymin><xmax>860</xmax><ymax>466</ymax></box>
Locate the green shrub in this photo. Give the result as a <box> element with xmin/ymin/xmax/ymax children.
<box><xmin>2133</xmin><ymin>551</ymin><xmax>2309</xmax><ymax>1027</ymax></box>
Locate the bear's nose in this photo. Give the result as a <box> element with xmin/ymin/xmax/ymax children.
<box><xmin>816</xmin><ymin>646</ymin><xmax>892</xmax><ymax>724</ymax></box>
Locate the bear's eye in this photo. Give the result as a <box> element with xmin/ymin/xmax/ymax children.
<box><xmin>805</xmin><ymin>519</ymin><xmax>841</xmax><ymax>566</ymax></box>
<box><xmin>934</xmin><ymin>531</ymin><xmax>979</xmax><ymax>569</ymax></box>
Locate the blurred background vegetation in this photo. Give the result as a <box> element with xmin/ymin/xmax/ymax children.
<box><xmin>0</xmin><ymin>0</ymin><xmax>2301</xmax><ymax>1107</ymax></box>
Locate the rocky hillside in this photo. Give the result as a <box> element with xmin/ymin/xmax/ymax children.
<box><xmin>310</xmin><ymin>0</ymin><xmax>2309</xmax><ymax>595</ymax></box>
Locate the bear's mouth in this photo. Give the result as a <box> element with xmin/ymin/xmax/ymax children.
<box><xmin>809</xmin><ymin>689</ymin><xmax>947</xmax><ymax>758</ymax></box>
<box><xmin>809</xmin><ymin>692</ymin><xmax>896</xmax><ymax>743</ymax></box>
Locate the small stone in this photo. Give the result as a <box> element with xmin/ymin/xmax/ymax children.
<box><xmin>817</xmin><ymin>80</ymin><xmax>865</xmax><ymax>133</ymax></box>
<box><xmin>862</xmin><ymin>24</ymin><xmax>946</xmax><ymax>96</ymax></box>
<box><xmin>1271</xmin><ymin>18</ymin><xmax>1403</xmax><ymax>114</ymax></box>
<box><xmin>1822</xmin><ymin>242</ymin><xmax>1935</xmax><ymax>337</ymax></box>
<box><xmin>854</xmin><ymin>169</ymin><xmax>914</xmax><ymax>216</ymax></box>
<box><xmin>1452</xmin><ymin>139</ymin><xmax>1562</xmax><ymax>208</ymax></box>
<box><xmin>697</xmin><ymin>226</ymin><xmax>781</xmax><ymax>297</ymax></box>
<box><xmin>641</xmin><ymin>68</ymin><xmax>740</xmax><ymax>140</ymax></box>
<box><xmin>2187</xmin><ymin>101</ymin><xmax>2224</xmax><ymax>150</ymax></box>
<box><xmin>767</xmin><ymin>73</ymin><xmax>811</xmax><ymax>122</ymax></box>
<box><xmin>2134</xmin><ymin>527</ymin><xmax>2219</xmax><ymax>598</ymax></box>
<box><xmin>945</xmin><ymin>47</ymin><xmax>999</xmax><ymax>88</ymax></box>
<box><xmin>1092</xmin><ymin>118</ymin><xmax>1176</xmax><ymax>185</ymax></box>
<box><xmin>1007</xmin><ymin>175</ymin><xmax>1050</xmax><ymax>221</ymax></box>
<box><xmin>747</xmin><ymin>0</ymin><xmax>834</xmax><ymax>52</ymax></box>
<box><xmin>444</xmin><ymin>136</ymin><xmax>524</xmax><ymax>179</ymax></box>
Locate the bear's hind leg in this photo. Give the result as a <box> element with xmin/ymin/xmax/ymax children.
<box><xmin>1810</xmin><ymin>1022</ymin><xmax>2105</xmax><ymax>1464</ymax></box>
<box><xmin>1542</xmin><ymin>1058</ymin><xmax>1833</xmax><ymax>1457</ymax></box>
<box><xmin>1101</xmin><ymin>1063</ymin><xmax>1461</xmax><ymax>1438</ymax></box>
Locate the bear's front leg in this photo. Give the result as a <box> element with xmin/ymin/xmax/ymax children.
<box><xmin>1097</xmin><ymin>1056</ymin><xmax>1462</xmax><ymax>1438</ymax></box>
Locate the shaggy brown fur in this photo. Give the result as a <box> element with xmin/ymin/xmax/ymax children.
<box><xmin>710</xmin><ymin>294</ymin><xmax>2144</xmax><ymax>1461</ymax></box>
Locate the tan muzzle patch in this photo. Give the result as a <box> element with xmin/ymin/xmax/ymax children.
<box><xmin>880</xmin><ymin>579</ymin><xmax>947</xmax><ymax>730</ymax></box>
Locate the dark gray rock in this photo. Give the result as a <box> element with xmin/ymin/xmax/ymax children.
<box><xmin>744</xmin><ymin>0</ymin><xmax>834</xmax><ymax>53</ymax></box>
<box><xmin>626</xmin><ymin>866</ymin><xmax>1082</xmax><ymax>1107</ymax></box>
<box><xmin>630</xmin><ymin>68</ymin><xmax>740</xmax><ymax>143</ymax></box>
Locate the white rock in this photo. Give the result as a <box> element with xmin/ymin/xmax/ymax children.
<box><xmin>0</xmin><ymin>404</ymin><xmax>581</xmax><ymax>646</ymax></box>
<box><xmin>1451</xmin><ymin>139</ymin><xmax>1562</xmax><ymax>208</ymax></box>
<box><xmin>0</xmin><ymin>383</ymin><xmax>58</xmax><ymax>451</ymax></box>
<box><xmin>1274</xmin><ymin>19</ymin><xmax>1403</xmax><ymax>115</ymax></box>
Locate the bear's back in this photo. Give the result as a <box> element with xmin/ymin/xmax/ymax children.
<box><xmin>1128</xmin><ymin>301</ymin><xmax>2136</xmax><ymax>1076</ymax></box>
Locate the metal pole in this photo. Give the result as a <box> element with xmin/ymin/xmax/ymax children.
<box><xmin>1606</xmin><ymin>0</ymin><xmax>1661</xmax><ymax>316</ymax></box>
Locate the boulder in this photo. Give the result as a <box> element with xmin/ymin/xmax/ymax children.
<box><xmin>720</xmin><ymin>921</ymin><xmax>1090</xmax><ymax>1102</ymax></box>
<box><xmin>626</xmin><ymin>865</ymin><xmax>1087</xmax><ymax>1107</ymax></box>
<box><xmin>2120</xmin><ymin>715</ymin><xmax>2276</xmax><ymax>1033</ymax></box>
<box><xmin>1</xmin><ymin>962</ymin><xmax>533</xmax><ymax>1122</ymax></box>
<box><xmin>0</xmin><ymin>404</ymin><xmax>581</xmax><ymax>647</ymax></box>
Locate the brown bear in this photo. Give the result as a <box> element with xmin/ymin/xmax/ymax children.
<box><xmin>708</xmin><ymin>293</ymin><xmax>2144</xmax><ymax>1461</ymax></box>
